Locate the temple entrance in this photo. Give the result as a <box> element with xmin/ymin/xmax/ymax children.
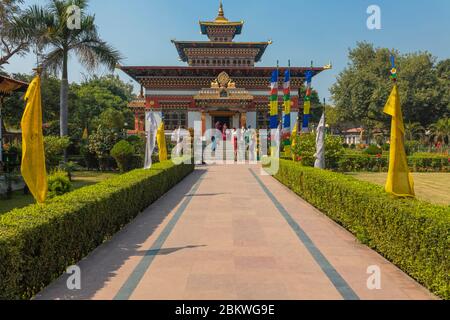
<box><xmin>212</xmin><ymin>115</ymin><xmax>231</xmax><ymax>130</ymax></box>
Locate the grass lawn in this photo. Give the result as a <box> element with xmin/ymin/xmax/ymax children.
<box><xmin>349</xmin><ymin>172</ymin><xmax>450</xmax><ymax>206</ymax></box>
<box><xmin>0</xmin><ymin>171</ymin><xmax>118</xmax><ymax>215</ymax></box>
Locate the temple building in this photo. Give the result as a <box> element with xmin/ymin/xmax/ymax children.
<box><xmin>120</xmin><ymin>2</ymin><xmax>329</xmax><ymax>134</ymax></box>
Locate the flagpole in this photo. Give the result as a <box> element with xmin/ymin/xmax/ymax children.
<box><xmin>323</xmin><ymin>97</ymin><xmax>326</xmax><ymax>134</ymax></box>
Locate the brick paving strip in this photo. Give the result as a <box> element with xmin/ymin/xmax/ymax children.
<box><xmin>36</xmin><ymin>165</ymin><xmax>436</xmax><ymax>300</ymax></box>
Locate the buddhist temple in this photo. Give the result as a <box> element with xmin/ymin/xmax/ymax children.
<box><xmin>120</xmin><ymin>1</ymin><xmax>329</xmax><ymax>134</ymax></box>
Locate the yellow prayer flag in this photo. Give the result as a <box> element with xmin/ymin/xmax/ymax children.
<box><xmin>269</xmin><ymin>101</ymin><xmax>278</xmax><ymax>116</ymax></box>
<box><xmin>82</xmin><ymin>127</ymin><xmax>88</xmax><ymax>140</ymax></box>
<box><xmin>157</xmin><ymin>122</ymin><xmax>168</xmax><ymax>161</ymax></box>
<box><xmin>383</xmin><ymin>84</ymin><xmax>414</xmax><ymax>197</ymax></box>
<box><xmin>304</xmin><ymin>100</ymin><xmax>311</xmax><ymax>114</ymax></box>
<box><xmin>291</xmin><ymin>122</ymin><xmax>298</xmax><ymax>149</ymax></box>
<box><xmin>283</xmin><ymin>100</ymin><xmax>292</xmax><ymax>115</ymax></box>
<box><xmin>21</xmin><ymin>74</ymin><xmax>47</xmax><ymax>203</ymax></box>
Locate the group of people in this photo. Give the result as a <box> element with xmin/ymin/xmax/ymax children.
<box><xmin>210</xmin><ymin>121</ymin><xmax>257</xmax><ymax>162</ymax></box>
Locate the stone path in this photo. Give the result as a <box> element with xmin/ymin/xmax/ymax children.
<box><xmin>36</xmin><ymin>165</ymin><xmax>436</xmax><ymax>300</ymax></box>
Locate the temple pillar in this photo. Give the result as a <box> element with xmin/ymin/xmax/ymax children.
<box><xmin>240</xmin><ymin>112</ymin><xmax>247</xmax><ymax>129</ymax></box>
<box><xmin>201</xmin><ymin>112</ymin><xmax>206</xmax><ymax>134</ymax></box>
<box><xmin>188</xmin><ymin>111</ymin><xmax>202</xmax><ymax>130</ymax></box>
<box><xmin>134</xmin><ymin>113</ymin><xmax>140</xmax><ymax>132</ymax></box>
<box><xmin>232</xmin><ymin>113</ymin><xmax>240</xmax><ymax>129</ymax></box>
<box><xmin>246</xmin><ymin>111</ymin><xmax>257</xmax><ymax>129</ymax></box>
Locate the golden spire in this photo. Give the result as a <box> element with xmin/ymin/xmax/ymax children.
<box><xmin>215</xmin><ymin>0</ymin><xmax>228</xmax><ymax>22</ymax></box>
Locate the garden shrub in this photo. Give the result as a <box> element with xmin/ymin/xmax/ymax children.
<box><xmin>111</xmin><ymin>140</ymin><xmax>135</xmax><ymax>172</ymax></box>
<box><xmin>404</xmin><ymin>140</ymin><xmax>422</xmax><ymax>156</ymax></box>
<box><xmin>47</xmin><ymin>169</ymin><xmax>72</xmax><ymax>198</ymax></box>
<box><xmin>0</xmin><ymin>161</ymin><xmax>194</xmax><ymax>299</ymax></box>
<box><xmin>44</xmin><ymin>136</ymin><xmax>71</xmax><ymax>168</ymax></box>
<box><xmin>363</xmin><ymin>144</ymin><xmax>382</xmax><ymax>155</ymax></box>
<box><xmin>292</xmin><ymin>133</ymin><xmax>344</xmax><ymax>169</ymax></box>
<box><xmin>274</xmin><ymin>159</ymin><xmax>450</xmax><ymax>299</ymax></box>
<box><xmin>336</xmin><ymin>154</ymin><xmax>448</xmax><ymax>172</ymax></box>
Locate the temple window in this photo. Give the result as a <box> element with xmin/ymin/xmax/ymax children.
<box><xmin>257</xmin><ymin>111</ymin><xmax>270</xmax><ymax>129</ymax></box>
<box><xmin>163</xmin><ymin>111</ymin><xmax>188</xmax><ymax>130</ymax></box>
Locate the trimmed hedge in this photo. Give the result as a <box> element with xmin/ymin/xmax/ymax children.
<box><xmin>337</xmin><ymin>154</ymin><xmax>448</xmax><ymax>172</ymax></box>
<box><xmin>0</xmin><ymin>161</ymin><xmax>194</xmax><ymax>300</ymax></box>
<box><xmin>274</xmin><ymin>159</ymin><xmax>450</xmax><ymax>299</ymax></box>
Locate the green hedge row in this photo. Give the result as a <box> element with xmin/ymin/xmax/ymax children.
<box><xmin>0</xmin><ymin>161</ymin><xmax>194</xmax><ymax>300</ymax></box>
<box><xmin>274</xmin><ymin>160</ymin><xmax>450</xmax><ymax>299</ymax></box>
<box><xmin>337</xmin><ymin>154</ymin><xmax>448</xmax><ymax>172</ymax></box>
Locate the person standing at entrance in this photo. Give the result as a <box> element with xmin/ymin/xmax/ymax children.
<box><xmin>232</xmin><ymin>128</ymin><xmax>238</xmax><ymax>161</ymax></box>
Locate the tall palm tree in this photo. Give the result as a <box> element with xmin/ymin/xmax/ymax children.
<box><xmin>20</xmin><ymin>0</ymin><xmax>122</xmax><ymax>153</ymax></box>
<box><xmin>404</xmin><ymin>122</ymin><xmax>425</xmax><ymax>141</ymax></box>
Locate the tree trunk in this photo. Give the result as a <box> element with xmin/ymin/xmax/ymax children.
<box><xmin>60</xmin><ymin>49</ymin><xmax>69</xmax><ymax>162</ymax></box>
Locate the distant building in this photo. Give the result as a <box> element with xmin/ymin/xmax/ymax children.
<box><xmin>342</xmin><ymin>127</ymin><xmax>363</xmax><ymax>145</ymax></box>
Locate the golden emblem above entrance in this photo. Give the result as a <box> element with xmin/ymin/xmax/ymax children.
<box><xmin>196</xmin><ymin>72</ymin><xmax>253</xmax><ymax>102</ymax></box>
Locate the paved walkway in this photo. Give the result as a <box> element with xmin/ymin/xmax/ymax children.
<box><xmin>36</xmin><ymin>165</ymin><xmax>436</xmax><ymax>300</ymax></box>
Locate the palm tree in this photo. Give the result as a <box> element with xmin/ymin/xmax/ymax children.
<box><xmin>428</xmin><ymin>118</ymin><xmax>450</xmax><ymax>152</ymax></box>
<box><xmin>20</xmin><ymin>0</ymin><xmax>122</xmax><ymax>158</ymax></box>
<box><xmin>0</xmin><ymin>0</ymin><xmax>31</xmax><ymax>67</ymax></box>
<box><xmin>404</xmin><ymin>122</ymin><xmax>425</xmax><ymax>141</ymax></box>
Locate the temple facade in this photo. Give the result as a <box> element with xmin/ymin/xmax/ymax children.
<box><xmin>120</xmin><ymin>2</ymin><xmax>329</xmax><ymax>134</ymax></box>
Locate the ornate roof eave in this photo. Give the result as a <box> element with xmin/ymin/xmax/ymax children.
<box><xmin>171</xmin><ymin>40</ymin><xmax>272</xmax><ymax>62</ymax></box>
<box><xmin>199</xmin><ymin>21</ymin><xmax>244</xmax><ymax>35</ymax></box>
<box><xmin>118</xmin><ymin>65</ymin><xmax>328</xmax><ymax>81</ymax></box>
<box><xmin>128</xmin><ymin>97</ymin><xmax>146</xmax><ymax>109</ymax></box>
<box><xmin>0</xmin><ymin>75</ymin><xmax>29</xmax><ymax>97</ymax></box>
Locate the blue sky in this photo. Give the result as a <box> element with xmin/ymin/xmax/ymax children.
<box><xmin>4</xmin><ymin>0</ymin><xmax>450</xmax><ymax>101</ymax></box>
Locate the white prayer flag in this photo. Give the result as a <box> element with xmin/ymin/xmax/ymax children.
<box><xmin>314</xmin><ymin>112</ymin><xmax>326</xmax><ymax>169</ymax></box>
<box><xmin>144</xmin><ymin>112</ymin><xmax>158</xmax><ymax>169</ymax></box>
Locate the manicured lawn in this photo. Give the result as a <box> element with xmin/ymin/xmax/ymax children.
<box><xmin>349</xmin><ymin>172</ymin><xmax>450</xmax><ymax>205</ymax></box>
<box><xmin>0</xmin><ymin>171</ymin><xmax>118</xmax><ymax>215</ymax></box>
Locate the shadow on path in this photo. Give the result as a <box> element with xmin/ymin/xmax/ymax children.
<box><xmin>35</xmin><ymin>169</ymin><xmax>206</xmax><ymax>300</ymax></box>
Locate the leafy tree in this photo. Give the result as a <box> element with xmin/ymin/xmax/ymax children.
<box><xmin>71</xmin><ymin>75</ymin><xmax>134</xmax><ymax>136</ymax></box>
<box><xmin>0</xmin><ymin>0</ymin><xmax>30</xmax><ymax>67</ymax></box>
<box><xmin>97</xmin><ymin>108</ymin><xmax>125</xmax><ymax>131</ymax></box>
<box><xmin>1</xmin><ymin>73</ymin><xmax>65</xmax><ymax>128</ymax></box>
<box><xmin>88</xmin><ymin>124</ymin><xmax>122</xmax><ymax>170</ymax></box>
<box><xmin>20</xmin><ymin>0</ymin><xmax>122</xmax><ymax>145</ymax></box>
<box><xmin>331</xmin><ymin>42</ymin><xmax>449</xmax><ymax>133</ymax></box>
<box><xmin>44</xmin><ymin>135</ymin><xmax>71</xmax><ymax>168</ymax></box>
<box><xmin>324</xmin><ymin>105</ymin><xmax>344</xmax><ymax>133</ymax></box>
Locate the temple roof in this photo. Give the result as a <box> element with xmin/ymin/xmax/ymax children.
<box><xmin>171</xmin><ymin>40</ymin><xmax>271</xmax><ymax>63</ymax></box>
<box><xmin>119</xmin><ymin>65</ymin><xmax>327</xmax><ymax>81</ymax></box>
<box><xmin>199</xmin><ymin>1</ymin><xmax>244</xmax><ymax>36</ymax></box>
<box><xmin>0</xmin><ymin>75</ymin><xmax>28</xmax><ymax>97</ymax></box>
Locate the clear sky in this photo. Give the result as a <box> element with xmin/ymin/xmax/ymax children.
<box><xmin>4</xmin><ymin>0</ymin><xmax>450</xmax><ymax>101</ymax></box>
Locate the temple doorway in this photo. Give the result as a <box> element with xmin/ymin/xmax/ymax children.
<box><xmin>213</xmin><ymin>115</ymin><xmax>231</xmax><ymax>130</ymax></box>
